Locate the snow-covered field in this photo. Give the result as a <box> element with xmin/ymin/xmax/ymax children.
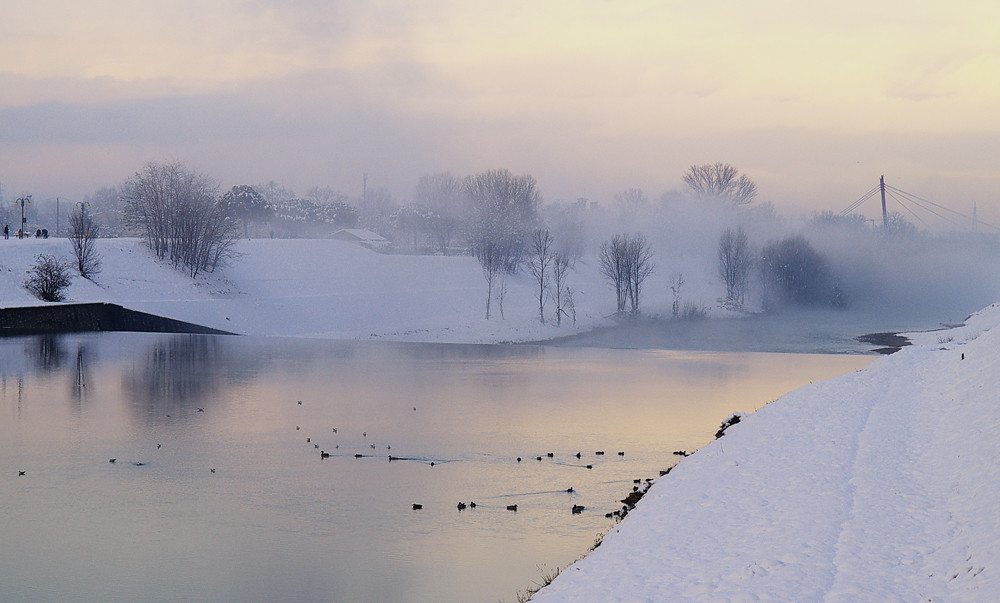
<box><xmin>533</xmin><ymin>305</ymin><xmax>1000</xmax><ymax>601</ymax></box>
<box><xmin>0</xmin><ymin>237</ymin><xmax>631</xmax><ymax>342</ymax></box>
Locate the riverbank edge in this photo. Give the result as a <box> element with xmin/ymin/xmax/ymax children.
<box><xmin>0</xmin><ymin>302</ymin><xmax>235</xmax><ymax>337</ymax></box>
<box><xmin>529</xmin><ymin>304</ymin><xmax>999</xmax><ymax>601</ymax></box>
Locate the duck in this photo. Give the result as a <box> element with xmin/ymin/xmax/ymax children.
<box><xmin>197</xmin><ymin>408</ymin><xmax>204</xmax><ymax>412</ymax></box>
<box><xmin>566</xmin><ymin>486</ymin><xmax>575</xmax><ymax>493</ymax></box>
<box><xmin>506</xmin><ymin>504</ymin><xmax>518</xmax><ymax>512</ymax></box>
<box><xmin>412</xmin><ymin>503</ymin><xmax>423</xmax><ymax>510</ymax></box>
<box><xmin>109</xmin><ymin>458</ymin><xmax>117</xmax><ymax>463</ymax></box>
<box><xmin>595</xmin><ymin>451</ymin><xmax>605</xmax><ymax>455</ymax></box>
<box><xmin>618</xmin><ymin>451</ymin><xmax>625</xmax><ymax>456</ymax></box>
<box><xmin>320</xmin><ymin>450</ymin><xmax>331</xmax><ymax>458</ymax></box>
<box><xmin>547</xmin><ymin>452</ymin><xmax>554</xmax><ymax>458</ymax></box>
<box><xmin>586</xmin><ymin>464</ymin><xmax>593</xmax><ymax>469</ymax></box>
<box><xmin>572</xmin><ymin>505</ymin><xmax>585</xmax><ymax>514</ymax></box>
<box><xmin>457</xmin><ymin>502</ymin><xmax>467</xmax><ymax>510</ymax></box>
<box><xmin>18</xmin><ymin>470</ymin><xmax>26</xmax><ymax>476</ymax></box>
<box><xmin>469</xmin><ymin>501</ymin><xmax>477</xmax><ymax>508</ymax></box>
<box><xmin>575</xmin><ymin>452</ymin><xmax>581</xmax><ymax>459</ymax></box>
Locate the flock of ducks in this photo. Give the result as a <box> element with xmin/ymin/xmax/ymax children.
<box><xmin>292</xmin><ymin>398</ymin><xmax>662</xmax><ymax>519</ymax></box>
<box><xmin>15</xmin><ymin>398</ymin><xmax>666</xmax><ymax>522</ymax></box>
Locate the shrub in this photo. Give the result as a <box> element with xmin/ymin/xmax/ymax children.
<box><xmin>760</xmin><ymin>235</ymin><xmax>836</xmax><ymax>309</ymax></box>
<box><xmin>25</xmin><ymin>254</ymin><xmax>73</xmax><ymax>302</ymax></box>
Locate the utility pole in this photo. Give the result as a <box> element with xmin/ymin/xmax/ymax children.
<box><xmin>879</xmin><ymin>175</ymin><xmax>888</xmax><ymax>234</ymax></box>
<box><xmin>56</xmin><ymin>197</ymin><xmax>60</xmax><ymax>236</ymax></box>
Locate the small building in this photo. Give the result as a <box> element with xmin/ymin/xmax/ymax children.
<box><xmin>332</xmin><ymin>228</ymin><xmax>391</xmax><ymax>251</ymax></box>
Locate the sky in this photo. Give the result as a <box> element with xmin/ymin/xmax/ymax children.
<box><xmin>2</xmin><ymin>1</ymin><xmax>1000</xmax><ymax>224</ymax></box>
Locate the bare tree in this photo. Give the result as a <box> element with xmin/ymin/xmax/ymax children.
<box><xmin>563</xmin><ymin>285</ymin><xmax>576</xmax><ymax>326</ymax></box>
<box><xmin>122</xmin><ymin>161</ymin><xmax>240</xmax><ymax>278</ymax></box>
<box><xmin>24</xmin><ymin>254</ymin><xmax>73</xmax><ymax>302</ymax></box>
<box><xmin>414</xmin><ymin>172</ymin><xmax>467</xmax><ymax>253</ymax></box>
<box><xmin>551</xmin><ymin>253</ymin><xmax>570</xmax><ymax>326</ymax></box>
<box><xmin>479</xmin><ymin>235</ymin><xmax>505</xmax><ymax>319</ymax></box>
<box><xmin>599</xmin><ymin>234</ymin><xmax>629</xmax><ymax>314</ymax></box>
<box><xmin>68</xmin><ymin>205</ymin><xmax>102</xmax><ymax>279</ymax></box>
<box><xmin>670</xmin><ymin>273</ymin><xmax>685</xmax><ymax>318</ymax></box>
<box><xmin>615</xmin><ymin>187</ymin><xmax>648</xmax><ymax>223</ymax></box>
<box><xmin>496</xmin><ymin>275</ymin><xmax>507</xmax><ymax>320</ymax></box>
<box><xmin>624</xmin><ymin>233</ymin><xmax>654</xmax><ymax>314</ymax></box>
<box><xmin>682</xmin><ymin>163</ymin><xmax>758</xmax><ymax>206</ymax></box>
<box><xmin>526</xmin><ymin>228</ymin><xmax>554</xmax><ymax>323</ymax></box>
<box><xmin>718</xmin><ymin>226</ymin><xmax>752</xmax><ymax>307</ymax></box>
<box><xmin>601</xmin><ymin>233</ymin><xmax>654</xmax><ymax>315</ymax></box>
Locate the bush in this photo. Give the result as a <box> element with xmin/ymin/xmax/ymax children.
<box><xmin>760</xmin><ymin>235</ymin><xmax>837</xmax><ymax>309</ymax></box>
<box><xmin>25</xmin><ymin>254</ymin><xmax>73</xmax><ymax>302</ymax></box>
<box><xmin>681</xmin><ymin>302</ymin><xmax>709</xmax><ymax>320</ymax></box>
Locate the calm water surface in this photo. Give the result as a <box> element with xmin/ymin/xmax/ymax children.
<box><xmin>1</xmin><ymin>333</ymin><xmax>872</xmax><ymax>602</ymax></box>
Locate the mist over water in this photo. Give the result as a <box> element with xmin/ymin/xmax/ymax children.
<box><xmin>555</xmin><ymin>189</ymin><xmax>1000</xmax><ymax>350</ymax></box>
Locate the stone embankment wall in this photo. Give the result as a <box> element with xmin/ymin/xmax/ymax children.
<box><xmin>0</xmin><ymin>303</ymin><xmax>234</xmax><ymax>337</ymax></box>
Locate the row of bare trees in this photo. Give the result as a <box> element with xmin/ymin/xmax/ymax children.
<box><xmin>599</xmin><ymin>233</ymin><xmax>655</xmax><ymax>315</ymax></box>
<box><xmin>121</xmin><ymin>162</ymin><xmax>239</xmax><ymax>278</ymax></box>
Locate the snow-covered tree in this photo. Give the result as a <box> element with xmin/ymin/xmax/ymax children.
<box><xmin>220</xmin><ymin>185</ymin><xmax>270</xmax><ymax>237</ymax></box>
<box><xmin>465</xmin><ymin>168</ymin><xmax>541</xmax><ymax>274</ymax></box>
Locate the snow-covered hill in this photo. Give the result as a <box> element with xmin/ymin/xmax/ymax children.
<box><xmin>533</xmin><ymin>304</ymin><xmax>1000</xmax><ymax>601</ymax></box>
<box><xmin>0</xmin><ymin>237</ymin><xmax>625</xmax><ymax>342</ymax></box>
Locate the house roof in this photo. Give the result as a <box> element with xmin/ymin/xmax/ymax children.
<box><xmin>334</xmin><ymin>228</ymin><xmax>389</xmax><ymax>243</ymax></box>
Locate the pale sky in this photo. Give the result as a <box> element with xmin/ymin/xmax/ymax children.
<box><xmin>2</xmin><ymin>1</ymin><xmax>999</xmax><ymax>222</ymax></box>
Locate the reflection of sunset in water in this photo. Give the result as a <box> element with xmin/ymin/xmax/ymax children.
<box><xmin>1</xmin><ymin>333</ymin><xmax>871</xmax><ymax>602</ymax></box>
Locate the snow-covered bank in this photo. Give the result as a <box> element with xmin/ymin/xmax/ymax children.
<box><xmin>533</xmin><ymin>304</ymin><xmax>1000</xmax><ymax>601</ymax></box>
<box><xmin>0</xmin><ymin>237</ymin><xmax>616</xmax><ymax>342</ymax></box>
<box><xmin>0</xmin><ymin>237</ymin><xmax>980</xmax><ymax>347</ymax></box>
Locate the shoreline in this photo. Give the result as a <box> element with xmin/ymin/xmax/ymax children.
<box><xmin>0</xmin><ymin>300</ymin><xmax>917</xmax><ymax>358</ymax></box>
<box><xmin>531</xmin><ymin>304</ymin><xmax>1000</xmax><ymax>601</ymax></box>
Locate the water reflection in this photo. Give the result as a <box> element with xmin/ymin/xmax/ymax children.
<box><xmin>0</xmin><ymin>333</ymin><xmax>872</xmax><ymax>603</ymax></box>
<box><xmin>34</xmin><ymin>335</ymin><xmax>67</xmax><ymax>372</ymax></box>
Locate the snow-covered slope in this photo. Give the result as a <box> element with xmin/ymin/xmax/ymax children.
<box><xmin>0</xmin><ymin>237</ymin><xmax>619</xmax><ymax>342</ymax></box>
<box><xmin>533</xmin><ymin>304</ymin><xmax>1000</xmax><ymax>601</ymax></box>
